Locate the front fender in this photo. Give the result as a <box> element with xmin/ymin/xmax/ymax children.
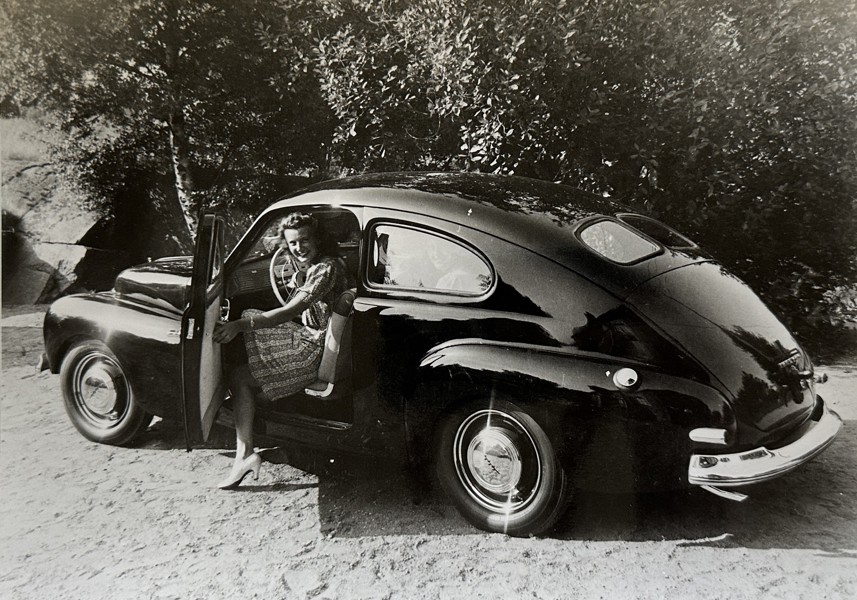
<box><xmin>44</xmin><ymin>293</ymin><xmax>184</xmax><ymax>419</ymax></box>
<box><xmin>415</xmin><ymin>338</ymin><xmax>735</xmax><ymax>491</ymax></box>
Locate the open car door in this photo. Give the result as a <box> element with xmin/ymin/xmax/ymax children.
<box><xmin>182</xmin><ymin>213</ymin><xmax>227</xmax><ymax>450</ymax></box>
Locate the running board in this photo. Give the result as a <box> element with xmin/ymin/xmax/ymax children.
<box><xmin>265</xmin><ymin>413</ymin><xmax>351</xmax><ymax>432</ymax></box>
<box><xmin>217</xmin><ymin>406</ymin><xmax>351</xmax><ymax>433</ymax></box>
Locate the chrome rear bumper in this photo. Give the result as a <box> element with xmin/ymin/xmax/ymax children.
<box><xmin>688</xmin><ymin>401</ymin><xmax>842</xmax><ymax>488</ymax></box>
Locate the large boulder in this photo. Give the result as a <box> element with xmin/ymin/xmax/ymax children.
<box><xmin>2</xmin><ymin>160</ymin><xmax>127</xmax><ymax>303</ymax></box>
<box><xmin>3</xmin><ymin>240</ymin><xmax>129</xmax><ymax>304</ymax></box>
<box><xmin>13</xmin><ymin>175</ymin><xmax>100</xmax><ymax>244</ymax></box>
<box><xmin>1</xmin><ymin>230</ymin><xmax>54</xmax><ymax>305</ymax></box>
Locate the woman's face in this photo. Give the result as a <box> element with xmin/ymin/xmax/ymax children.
<box><xmin>283</xmin><ymin>226</ymin><xmax>319</xmax><ymax>266</ymax></box>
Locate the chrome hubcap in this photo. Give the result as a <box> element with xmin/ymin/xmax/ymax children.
<box><xmin>467</xmin><ymin>428</ymin><xmax>522</xmax><ymax>494</ymax></box>
<box><xmin>81</xmin><ymin>366</ymin><xmax>118</xmax><ymax>413</ymax></box>
<box><xmin>453</xmin><ymin>409</ymin><xmax>542</xmax><ymax>513</ymax></box>
<box><xmin>72</xmin><ymin>352</ymin><xmax>128</xmax><ymax>427</ymax></box>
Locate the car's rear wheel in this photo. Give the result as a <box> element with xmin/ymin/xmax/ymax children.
<box><xmin>60</xmin><ymin>340</ymin><xmax>151</xmax><ymax>446</ymax></box>
<box><xmin>435</xmin><ymin>399</ymin><xmax>568</xmax><ymax>536</ymax></box>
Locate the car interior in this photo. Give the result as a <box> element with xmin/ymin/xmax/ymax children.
<box><xmin>222</xmin><ymin>208</ymin><xmax>361</xmax><ymax>426</ymax></box>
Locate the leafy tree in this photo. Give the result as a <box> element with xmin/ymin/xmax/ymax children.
<box><xmin>295</xmin><ymin>0</ymin><xmax>856</xmax><ymax>324</ymax></box>
<box><xmin>1</xmin><ymin>0</ymin><xmax>330</xmax><ymax>240</ymax></box>
<box><xmin>2</xmin><ymin>0</ymin><xmax>854</xmax><ymax>328</ymax></box>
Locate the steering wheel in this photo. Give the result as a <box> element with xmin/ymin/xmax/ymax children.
<box><xmin>268</xmin><ymin>246</ymin><xmax>293</xmax><ymax>307</ymax></box>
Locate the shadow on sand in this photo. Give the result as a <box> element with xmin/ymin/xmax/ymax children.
<box><xmin>136</xmin><ymin>416</ymin><xmax>856</xmax><ymax>550</ymax></box>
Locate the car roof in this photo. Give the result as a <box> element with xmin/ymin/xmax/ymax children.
<box><xmin>261</xmin><ymin>172</ymin><xmax>707</xmax><ymax>298</ymax></box>
<box><xmin>306</xmin><ymin>171</ymin><xmax>621</xmax><ymax>220</ymax></box>
<box><xmin>267</xmin><ymin>171</ymin><xmax>619</xmax><ymax>247</ymax></box>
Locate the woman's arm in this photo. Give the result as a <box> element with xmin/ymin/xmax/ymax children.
<box><xmin>254</xmin><ymin>292</ymin><xmax>312</xmax><ymax>328</ymax></box>
<box><xmin>213</xmin><ymin>292</ymin><xmax>311</xmax><ymax>344</ymax></box>
<box><xmin>214</xmin><ymin>259</ymin><xmax>335</xmax><ymax>344</ymax></box>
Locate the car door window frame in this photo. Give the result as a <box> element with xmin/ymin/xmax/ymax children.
<box><xmin>225</xmin><ymin>205</ymin><xmax>362</xmax><ymax>298</ymax></box>
<box><xmin>364</xmin><ymin>220</ymin><xmax>495</xmax><ymax>300</ymax></box>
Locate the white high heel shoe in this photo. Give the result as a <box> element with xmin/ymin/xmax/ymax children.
<box><xmin>217</xmin><ymin>453</ymin><xmax>262</xmax><ymax>490</ymax></box>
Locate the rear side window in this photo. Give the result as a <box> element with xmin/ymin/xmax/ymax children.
<box><xmin>578</xmin><ymin>220</ymin><xmax>660</xmax><ymax>264</ymax></box>
<box><xmin>369</xmin><ymin>224</ymin><xmax>493</xmax><ymax>296</ymax></box>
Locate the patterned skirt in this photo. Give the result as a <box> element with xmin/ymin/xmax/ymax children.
<box><xmin>243</xmin><ymin>309</ymin><xmax>322</xmax><ymax>401</ymax></box>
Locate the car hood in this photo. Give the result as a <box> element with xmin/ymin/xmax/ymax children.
<box><xmin>113</xmin><ymin>256</ymin><xmax>193</xmax><ymax>313</ymax></box>
<box><xmin>626</xmin><ymin>261</ymin><xmax>815</xmax><ymax>446</ymax></box>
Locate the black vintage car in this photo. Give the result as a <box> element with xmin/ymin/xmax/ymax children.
<box><xmin>41</xmin><ymin>172</ymin><xmax>842</xmax><ymax>536</ymax></box>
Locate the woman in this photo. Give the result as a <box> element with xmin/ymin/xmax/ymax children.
<box><xmin>212</xmin><ymin>212</ymin><xmax>351</xmax><ymax>489</ymax></box>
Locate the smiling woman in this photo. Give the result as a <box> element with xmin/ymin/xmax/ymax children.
<box><xmin>212</xmin><ymin>211</ymin><xmax>352</xmax><ymax>490</ymax></box>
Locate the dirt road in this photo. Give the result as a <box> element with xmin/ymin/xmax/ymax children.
<box><xmin>1</xmin><ymin>308</ymin><xmax>855</xmax><ymax>599</ymax></box>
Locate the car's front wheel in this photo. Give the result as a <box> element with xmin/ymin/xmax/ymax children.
<box><xmin>435</xmin><ymin>399</ymin><xmax>568</xmax><ymax>536</ymax></box>
<box><xmin>60</xmin><ymin>340</ymin><xmax>151</xmax><ymax>446</ymax></box>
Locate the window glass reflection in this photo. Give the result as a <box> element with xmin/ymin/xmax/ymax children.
<box><xmin>579</xmin><ymin>220</ymin><xmax>660</xmax><ymax>264</ymax></box>
<box><xmin>371</xmin><ymin>225</ymin><xmax>492</xmax><ymax>295</ymax></box>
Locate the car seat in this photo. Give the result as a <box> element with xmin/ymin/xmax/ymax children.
<box><xmin>304</xmin><ymin>288</ymin><xmax>356</xmax><ymax>398</ymax></box>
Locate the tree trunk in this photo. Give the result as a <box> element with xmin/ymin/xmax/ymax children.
<box><xmin>168</xmin><ymin>106</ymin><xmax>198</xmax><ymax>239</ymax></box>
<box><xmin>163</xmin><ymin>0</ymin><xmax>197</xmax><ymax>240</ymax></box>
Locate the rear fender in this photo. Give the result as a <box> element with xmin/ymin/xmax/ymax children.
<box><xmin>414</xmin><ymin>339</ymin><xmax>629</xmax><ymax>449</ymax></box>
<box><xmin>413</xmin><ymin>338</ymin><xmax>734</xmax><ymax>491</ymax></box>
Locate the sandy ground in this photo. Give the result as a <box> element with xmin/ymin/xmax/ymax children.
<box><xmin>1</xmin><ymin>307</ymin><xmax>856</xmax><ymax>600</ymax></box>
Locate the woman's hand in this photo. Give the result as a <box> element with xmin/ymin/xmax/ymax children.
<box><xmin>213</xmin><ymin>319</ymin><xmax>243</xmax><ymax>344</ymax></box>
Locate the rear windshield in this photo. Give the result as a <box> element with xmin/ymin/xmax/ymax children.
<box><xmin>578</xmin><ymin>219</ymin><xmax>660</xmax><ymax>264</ymax></box>
<box><xmin>618</xmin><ymin>214</ymin><xmax>696</xmax><ymax>249</ymax></box>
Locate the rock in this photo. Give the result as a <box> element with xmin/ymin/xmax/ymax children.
<box><xmin>3</xmin><ymin>239</ymin><xmax>128</xmax><ymax>304</ymax></box>
<box><xmin>3</xmin><ymin>159</ymin><xmax>100</xmax><ymax>246</ymax></box>
<box><xmin>17</xmin><ymin>183</ymin><xmax>100</xmax><ymax>245</ymax></box>
<box><xmin>2</xmin><ymin>159</ymin><xmax>130</xmax><ymax>304</ymax></box>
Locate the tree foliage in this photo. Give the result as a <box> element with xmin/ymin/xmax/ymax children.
<box><xmin>294</xmin><ymin>0</ymin><xmax>857</xmax><ymax>323</ymax></box>
<box><xmin>1</xmin><ymin>0</ymin><xmax>330</xmax><ymax>239</ymax></box>
<box><xmin>2</xmin><ymin>0</ymin><xmax>855</xmax><ymax>324</ymax></box>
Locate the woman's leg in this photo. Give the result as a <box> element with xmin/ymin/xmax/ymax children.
<box><xmin>217</xmin><ymin>364</ymin><xmax>262</xmax><ymax>489</ymax></box>
<box><xmin>230</xmin><ymin>364</ymin><xmax>256</xmax><ymax>461</ymax></box>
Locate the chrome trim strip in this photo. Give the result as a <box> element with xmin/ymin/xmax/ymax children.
<box><xmin>688</xmin><ymin>403</ymin><xmax>842</xmax><ymax>488</ymax></box>
<box><xmin>417</xmin><ymin>336</ymin><xmax>659</xmax><ymax>370</ymax></box>
<box><xmin>305</xmin><ymin>382</ymin><xmax>334</xmax><ymax>398</ymax></box>
<box><xmin>700</xmin><ymin>485</ymin><xmax>748</xmax><ymax>502</ymax></box>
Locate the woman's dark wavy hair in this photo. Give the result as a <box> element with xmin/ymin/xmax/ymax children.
<box><xmin>278</xmin><ymin>212</ymin><xmax>338</xmax><ymax>258</ymax></box>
